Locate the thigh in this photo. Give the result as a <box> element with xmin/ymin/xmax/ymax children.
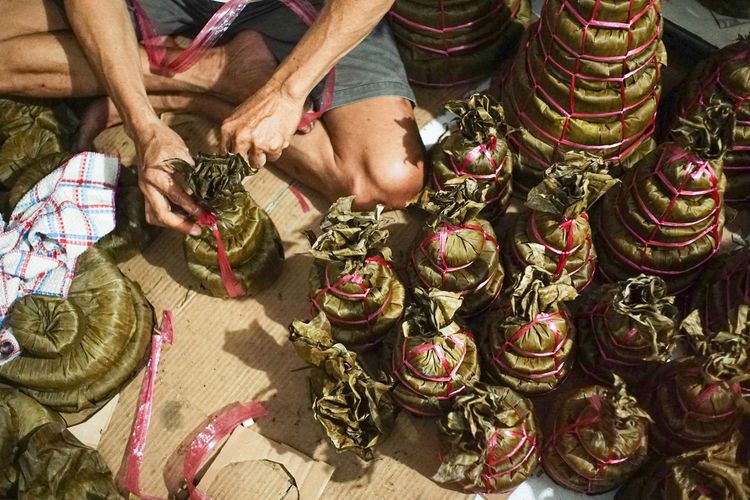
<box><xmin>0</xmin><ymin>0</ymin><xmax>69</xmax><ymax>41</ymax></box>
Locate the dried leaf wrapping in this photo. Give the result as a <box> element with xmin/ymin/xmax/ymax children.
<box><xmin>391</xmin><ymin>289</ymin><xmax>480</xmax><ymax>416</ymax></box>
<box><xmin>308</xmin><ymin>197</ymin><xmax>406</xmax><ymax>348</ymax></box>
<box><xmin>0</xmin><ymin>98</ymin><xmax>74</xmax><ymax>189</ymax></box>
<box><xmin>507</xmin><ymin>156</ymin><xmax>618</xmax><ymax>290</ymax></box>
<box><xmin>577</xmin><ymin>275</ymin><xmax>678</xmax><ymax>385</ymax></box>
<box><xmin>430</xmin><ymin>94</ymin><xmax>514</xmax><ymax>218</ymax></box>
<box><xmin>0</xmin><ymin>389</ymin><xmax>63</xmax><ymax>496</ymax></box>
<box><xmin>616</xmin><ymin>434</ymin><xmax>750</xmax><ymax>500</ymax></box>
<box><xmin>434</xmin><ymin>384</ymin><xmax>539</xmax><ymax>493</ymax></box>
<box><xmin>16</xmin><ymin>422</ymin><xmax>120</xmax><ymax>500</ymax></box>
<box><xmin>594</xmin><ymin>105</ymin><xmax>731</xmax><ymax>294</ymax></box>
<box><xmin>542</xmin><ymin>379</ymin><xmax>652</xmax><ymax>494</ymax></box>
<box><xmin>482</xmin><ymin>266</ymin><xmax>578</xmax><ymax>394</ymax></box>
<box><xmin>648</xmin><ymin>308</ymin><xmax>749</xmax><ymax>454</ymax></box>
<box><xmin>174</xmin><ymin>154</ymin><xmax>285</xmax><ymax>298</ymax></box>
<box><xmin>674</xmin><ymin>34</ymin><xmax>750</xmax><ymax>204</ymax></box>
<box><xmin>0</xmin><ymin>247</ymin><xmax>154</xmax><ymax>412</ymax></box>
<box><xmin>502</xmin><ymin>0</ymin><xmax>665</xmax><ymax>191</ymax></box>
<box><xmin>389</xmin><ymin>0</ymin><xmax>531</xmax><ymax>86</ymax></box>
<box><xmin>288</xmin><ymin>313</ymin><xmax>397</xmax><ymax>460</ymax></box>
<box><xmin>411</xmin><ymin>179</ymin><xmax>505</xmax><ymax>316</ymax></box>
<box><xmin>691</xmin><ymin>245</ymin><xmax>750</xmax><ymax>337</ymax></box>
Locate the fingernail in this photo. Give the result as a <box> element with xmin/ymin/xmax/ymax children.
<box><xmin>190</xmin><ymin>226</ymin><xmax>202</xmax><ymax>237</ymax></box>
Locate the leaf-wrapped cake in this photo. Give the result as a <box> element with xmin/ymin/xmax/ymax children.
<box><xmin>289</xmin><ymin>313</ymin><xmax>397</xmax><ymax>460</ymax></box>
<box><xmin>411</xmin><ymin>179</ymin><xmax>505</xmax><ymax>317</ymax></box>
<box><xmin>391</xmin><ymin>289</ymin><xmax>480</xmax><ymax>416</ymax></box>
<box><xmin>308</xmin><ymin>197</ymin><xmax>406</xmax><ymax>349</ymax></box>
<box><xmin>175</xmin><ymin>153</ymin><xmax>284</xmax><ymax>298</ymax></box>
<box><xmin>577</xmin><ymin>275</ymin><xmax>678</xmax><ymax>385</ymax></box>
<box><xmin>0</xmin><ymin>389</ymin><xmax>63</xmax><ymax>496</ymax></box>
<box><xmin>0</xmin><ymin>98</ymin><xmax>74</xmax><ymax>189</ymax></box>
<box><xmin>594</xmin><ymin>104</ymin><xmax>732</xmax><ymax>294</ymax></box>
<box><xmin>542</xmin><ymin>378</ymin><xmax>652</xmax><ymax>494</ymax></box>
<box><xmin>388</xmin><ymin>0</ymin><xmax>531</xmax><ymax>86</ymax></box>
<box><xmin>674</xmin><ymin>35</ymin><xmax>750</xmax><ymax>205</ymax></box>
<box><xmin>0</xmin><ymin>247</ymin><xmax>154</xmax><ymax>413</ymax></box>
<box><xmin>506</xmin><ymin>156</ymin><xmax>617</xmax><ymax>291</ymax></box>
<box><xmin>502</xmin><ymin>0</ymin><xmax>666</xmax><ymax>192</ymax></box>
<box><xmin>616</xmin><ymin>435</ymin><xmax>750</xmax><ymax>500</ymax></box>
<box><xmin>482</xmin><ymin>265</ymin><xmax>578</xmax><ymax>395</ymax></box>
<box><xmin>430</xmin><ymin>93</ymin><xmax>514</xmax><ymax>219</ymax></box>
<box><xmin>647</xmin><ymin>306</ymin><xmax>750</xmax><ymax>455</ymax></box>
<box><xmin>15</xmin><ymin>421</ymin><xmax>120</xmax><ymax>499</ymax></box>
<box><xmin>434</xmin><ymin>383</ymin><xmax>540</xmax><ymax>493</ymax></box>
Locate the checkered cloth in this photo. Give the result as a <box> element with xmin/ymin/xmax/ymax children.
<box><xmin>0</xmin><ymin>152</ymin><xmax>119</xmax><ymax>365</ymax></box>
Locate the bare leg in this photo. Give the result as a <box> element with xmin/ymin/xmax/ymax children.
<box><xmin>0</xmin><ymin>0</ymin><xmax>275</xmax><ymax>101</ymax></box>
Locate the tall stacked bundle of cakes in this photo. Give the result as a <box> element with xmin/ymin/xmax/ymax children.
<box><xmin>388</xmin><ymin>0</ymin><xmax>531</xmax><ymax>86</ymax></box>
<box><xmin>502</xmin><ymin>0</ymin><xmax>666</xmax><ymax>192</ymax></box>
<box><xmin>674</xmin><ymin>35</ymin><xmax>750</xmax><ymax>205</ymax></box>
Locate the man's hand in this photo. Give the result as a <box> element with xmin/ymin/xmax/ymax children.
<box><xmin>220</xmin><ymin>80</ymin><xmax>306</xmax><ymax>168</ymax></box>
<box><xmin>135</xmin><ymin>122</ymin><xmax>203</xmax><ymax>236</ymax></box>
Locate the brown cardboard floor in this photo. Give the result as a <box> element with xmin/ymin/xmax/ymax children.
<box><xmin>92</xmin><ymin>85</ymin><xmax>496</xmax><ymax>499</ymax></box>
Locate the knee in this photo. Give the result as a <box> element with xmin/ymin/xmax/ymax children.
<box><xmin>350</xmin><ymin>157</ymin><xmax>425</xmax><ymax>210</ymax></box>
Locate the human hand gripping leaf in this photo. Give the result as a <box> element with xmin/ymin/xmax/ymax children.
<box><xmin>288</xmin><ymin>313</ymin><xmax>397</xmax><ymax>460</ymax></box>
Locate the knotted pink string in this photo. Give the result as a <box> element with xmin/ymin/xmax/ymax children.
<box><xmin>130</xmin><ymin>0</ymin><xmax>335</xmax><ymax>130</ymax></box>
<box><xmin>182</xmin><ymin>401</ymin><xmax>269</xmax><ymax>499</ymax></box>
<box><xmin>480</xmin><ymin>413</ymin><xmax>537</xmax><ymax>491</ymax></box>
<box><xmin>197</xmin><ymin>212</ymin><xmax>245</xmax><ymax>298</ymax></box>
<box><xmin>116</xmin><ymin>310</ymin><xmax>175</xmax><ymax>500</ymax></box>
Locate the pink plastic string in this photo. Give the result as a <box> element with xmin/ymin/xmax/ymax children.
<box><xmin>288</xmin><ymin>185</ymin><xmax>310</xmax><ymax>213</ymax></box>
<box><xmin>310</xmin><ymin>256</ymin><xmax>395</xmax><ymax>331</ymax></box>
<box><xmin>481</xmin><ymin>415</ymin><xmax>537</xmax><ymax>490</ymax></box>
<box><xmin>412</xmin><ymin>223</ymin><xmax>503</xmax><ymax>316</ymax></box>
<box><xmin>197</xmin><ymin>212</ymin><xmax>245</xmax><ymax>298</ymax></box>
<box><xmin>389</xmin><ymin>0</ymin><xmax>507</xmax><ymax>35</ymax></box>
<box><xmin>506</xmin><ymin>0</ymin><xmax>661</xmax><ymax>170</ymax></box>
<box><xmin>597</xmin><ymin>146</ymin><xmax>722</xmax><ymax>280</ymax></box>
<box><xmin>183</xmin><ymin>401</ymin><xmax>269</xmax><ymax>500</ymax></box>
<box><xmin>530</xmin><ymin>212</ymin><xmax>593</xmax><ymax>281</ymax></box>
<box><xmin>490</xmin><ymin>312</ymin><xmax>569</xmax><ymax>382</ymax></box>
<box><xmin>130</xmin><ymin>0</ymin><xmax>335</xmax><ymax>130</ymax></box>
<box><xmin>116</xmin><ymin>310</ymin><xmax>175</xmax><ymax>500</ymax></box>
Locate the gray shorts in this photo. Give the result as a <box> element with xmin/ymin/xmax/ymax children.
<box><xmin>51</xmin><ymin>0</ymin><xmax>415</xmax><ymax>109</ymax></box>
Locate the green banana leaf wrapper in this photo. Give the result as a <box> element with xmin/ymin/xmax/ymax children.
<box><xmin>389</xmin><ymin>0</ymin><xmax>531</xmax><ymax>86</ymax></box>
<box><xmin>675</xmin><ymin>36</ymin><xmax>750</xmax><ymax>204</ymax></box>
<box><xmin>506</xmin><ymin>155</ymin><xmax>617</xmax><ymax>291</ymax></box>
<box><xmin>594</xmin><ymin>105</ymin><xmax>733</xmax><ymax>294</ymax></box>
<box><xmin>0</xmin><ymin>389</ymin><xmax>63</xmax><ymax>497</ymax></box>
<box><xmin>691</xmin><ymin>245</ymin><xmax>750</xmax><ymax>338</ymax></box>
<box><xmin>434</xmin><ymin>383</ymin><xmax>539</xmax><ymax>493</ymax></box>
<box><xmin>430</xmin><ymin>94</ymin><xmax>514</xmax><ymax>220</ymax></box>
<box><xmin>0</xmin><ymin>246</ymin><xmax>154</xmax><ymax>413</ymax></box>
<box><xmin>176</xmin><ymin>154</ymin><xmax>285</xmax><ymax>298</ymax></box>
<box><xmin>308</xmin><ymin>197</ymin><xmax>405</xmax><ymax>349</ymax></box>
<box><xmin>8</xmin><ymin>157</ymin><xmax>158</xmax><ymax>262</ymax></box>
<box><xmin>542</xmin><ymin>378</ymin><xmax>652</xmax><ymax>494</ymax></box>
<box><xmin>698</xmin><ymin>0</ymin><xmax>750</xmax><ymax>19</ymax></box>
<box><xmin>16</xmin><ymin>421</ymin><xmax>120</xmax><ymax>500</ymax></box>
<box><xmin>502</xmin><ymin>0</ymin><xmax>665</xmax><ymax>192</ymax></box>
<box><xmin>482</xmin><ymin>265</ymin><xmax>578</xmax><ymax>395</ymax></box>
<box><xmin>647</xmin><ymin>307</ymin><xmax>750</xmax><ymax>455</ymax></box>
<box><xmin>411</xmin><ymin>179</ymin><xmax>505</xmax><ymax>317</ymax></box>
<box><xmin>288</xmin><ymin>313</ymin><xmax>397</xmax><ymax>460</ymax></box>
<box><xmin>577</xmin><ymin>275</ymin><xmax>678</xmax><ymax>385</ymax></box>
<box><xmin>615</xmin><ymin>434</ymin><xmax>750</xmax><ymax>500</ymax></box>
<box><xmin>391</xmin><ymin>289</ymin><xmax>480</xmax><ymax>416</ymax></box>
<box><xmin>0</xmin><ymin>98</ymin><xmax>75</xmax><ymax>190</ymax></box>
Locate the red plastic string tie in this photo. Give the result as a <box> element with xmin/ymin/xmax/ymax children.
<box><xmin>130</xmin><ymin>0</ymin><xmax>335</xmax><ymax>130</ymax></box>
<box><xmin>116</xmin><ymin>310</ymin><xmax>175</xmax><ymax>500</ymax></box>
<box><xmin>289</xmin><ymin>184</ymin><xmax>310</xmax><ymax>213</ymax></box>
<box><xmin>197</xmin><ymin>212</ymin><xmax>245</xmax><ymax>298</ymax></box>
<box><xmin>182</xmin><ymin>401</ymin><xmax>269</xmax><ymax>500</ymax></box>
